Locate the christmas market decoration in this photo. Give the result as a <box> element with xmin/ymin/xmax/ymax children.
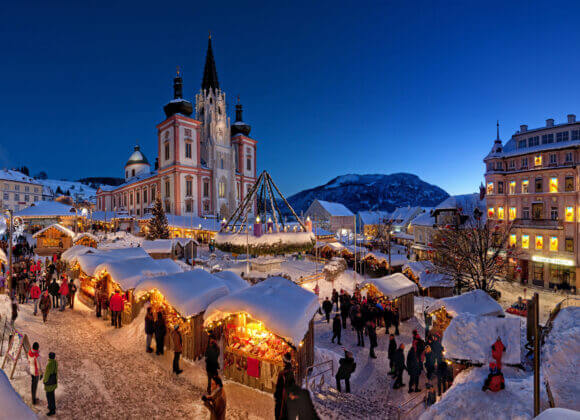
<box><xmin>215</xmin><ymin>171</ymin><xmax>315</xmax><ymax>256</ymax></box>
<box><xmin>32</xmin><ymin>223</ymin><xmax>75</xmax><ymax>256</ymax></box>
<box><xmin>146</xmin><ymin>198</ymin><xmax>170</xmax><ymax>240</ymax></box>
<box><xmin>361</xmin><ymin>273</ymin><xmax>418</xmax><ymax>320</ymax></box>
<box><xmin>204</xmin><ymin>277</ymin><xmax>318</xmax><ymax>392</ymax></box>
<box><xmin>73</xmin><ymin>232</ymin><xmax>99</xmax><ymax>248</ymax></box>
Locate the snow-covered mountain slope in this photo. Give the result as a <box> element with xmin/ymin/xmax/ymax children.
<box><xmin>285</xmin><ymin>173</ymin><xmax>449</xmax><ymax>214</ymax></box>
<box><xmin>37</xmin><ymin>179</ymin><xmax>98</xmax><ymax>202</ymax></box>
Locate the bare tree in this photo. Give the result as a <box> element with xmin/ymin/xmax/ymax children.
<box><xmin>431</xmin><ymin>217</ymin><xmax>517</xmax><ymax>293</ymax></box>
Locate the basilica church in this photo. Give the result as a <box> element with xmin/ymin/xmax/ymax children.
<box><xmin>96</xmin><ymin>36</ymin><xmax>257</xmax><ymax>218</ymax></box>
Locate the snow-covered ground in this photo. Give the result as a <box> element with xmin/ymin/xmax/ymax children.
<box><xmin>37</xmin><ymin>179</ymin><xmax>97</xmax><ymax>202</ymax></box>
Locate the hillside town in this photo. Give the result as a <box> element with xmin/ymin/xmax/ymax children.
<box><xmin>2</xmin><ymin>4</ymin><xmax>580</xmax><ymax>420</ymax></box>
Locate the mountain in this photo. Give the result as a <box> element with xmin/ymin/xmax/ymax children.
<box><xmin>285</xmin><ymin>173</ymin><xmax>449</xmax><ymax>215</ymax></box>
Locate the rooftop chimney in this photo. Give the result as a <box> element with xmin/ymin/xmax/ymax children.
<box><xmin>546</xmin><ymin>118</ymin><xmax>554</xmax><ymax>127</ymax></box>
<box><xmin>568</xmin><ymin>114</ymin><xmax>576</xmax><ymax>124</ymax></box>
<box><xmin>520</xmin><ymin>124</ymin><xmax>528</xmax><ymax>133</ymax></box>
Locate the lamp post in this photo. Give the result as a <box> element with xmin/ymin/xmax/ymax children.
<box><xmin>4</xmin><ymin>210</ymin><xmax>13</xmax><ymax>293</ymax></box>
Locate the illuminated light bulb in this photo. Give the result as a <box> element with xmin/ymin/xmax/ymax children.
<box><xmin>256</xmin><ymin>216</ymin><xmax>260</xmax><ymax>223</ymax></box>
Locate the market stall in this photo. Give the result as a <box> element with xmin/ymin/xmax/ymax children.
<box><xmin>134</xmin><ymin>269</ymin><xmax>230</xmax><ymax>360</ymax></box>
<box><xmin>212</xmin><ymin>270</ymin><xmax>250</xmax><ymax>293</ymax></box>
<box><xmin>32</xmin><ymin>223</ymin><xmax>75</xmax><ymax>256</ymax></box>
<box><xmin>418</xmin><ymin>273</ymin><xmax>454</xmax><ymax>298</ymax></box>
<box><xmin>402</xmin><ymin>260</ymin><xmax>435</xmax><ymax>282</ymax></box>
<box><xmin>204</xmin><ymin>277</ymin><xmax>318</xmax><ymax>393</ymax></box>
<box><xmin>361</xmin><ymin>273</ymin><xmax>419</xmax><ymax>320</ymax></box>
<box><xmin>73</xmin><ymin>232</ymin><xmax>99</xmax><ymax>248</ymax></box>
<box><xmin>425</xmin><ymin>289</ymin><xmax>505</xmax><ymax>336</ymax></box>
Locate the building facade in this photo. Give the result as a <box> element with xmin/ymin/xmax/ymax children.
<box><xmin>96</xmin><ymin>36</ymin><xmax>257</xmax><ymax>219</ymax></box>
<box><xmin>484</xmin><ymin>115</ymin><xmax>580</xmax><ymax>291</ymax></box>
<box><xmin>0</xmin><ymin>169</ymin><xmax>42</xmax><ymax>212</ymax></box>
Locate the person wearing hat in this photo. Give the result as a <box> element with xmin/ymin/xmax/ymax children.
<box><xmin>43</xmin><ymin>352</ymin><xmax>58</xmax><ymax>416</ymax></box>
<box><xmin>172</xmin><ymin>324</ymin><xmax>183</xmax><ymax>375</ymax></box>
<box><xmin>335</xmin><ymin>349</ymin><xmax>356</xmax><ymax>393</ymax></box>
<box><xmin>274</xmin><ymin>352</ymin><xmax>295</xmax><ymax>419</ymax></box>
<box><xmin>202</xmin><ymin>373</ymin><xmax>227</xmax><ymax>420</ymax></box>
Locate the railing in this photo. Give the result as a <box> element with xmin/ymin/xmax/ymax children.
<box><xmin>512</xmin><ymin>218</ymin><xmax>563</xmax><ymax>229</ymax></box>
<box><xmin>304</xmin><ymin>359</ymin><xmax>333</xmax><ymax>390</ymax></box>
<box><xmin>396</xmin><ymin>389</ymin><xmax>427</xmax><ymax>419</ymax></box>
<box><xmin>296</xmin><ymin>272</ymin><xmax>325</xmax><ymax>285</ymax></box>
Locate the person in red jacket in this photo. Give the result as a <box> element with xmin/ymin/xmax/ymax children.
<box><xmin>109</xmin><ymin>291</ymin><xmax>125</xmax><ymax>328</ymax></box>
<box><xmin>30</xmin><ymin>281</ymin><xmax>41</xmax><ymax>316</ymax></box>
<box><xmin>58</xmin><ymin>277</ymin><xmax>69</xmax><ymax>312</ymax></box>
<box><xmin>491</xmin><ymin>338</ymin><xmax>506</xmax><ymax>369</ymax></box>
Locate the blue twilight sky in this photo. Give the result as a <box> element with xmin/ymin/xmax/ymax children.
<box><xmin>1</xmin><ymin>0</ymin><xmax>580</xmax><ymax>196</ymax></box>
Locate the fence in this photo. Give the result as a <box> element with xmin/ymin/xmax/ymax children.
<box><xmin>304</xmin><ymin>359</ymin><xmax>333</xmax><ymax>391</ymax></box>
<box><xmin>296</xmin><ymin>273</ymin><xmax>325</xmax><ymax>286</ymax></box>
<box><xmin>0</xmin><ymin>318</ymin><xmax>30</xmax><ymax>379</ymax></box>
<box><xmin>396</xmin><ymin>390</ymin><xmax>427</xmax><ymax>419</ymax></box>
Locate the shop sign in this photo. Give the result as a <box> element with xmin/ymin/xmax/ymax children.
<box><xmin>531</xmin><ymin>255</ymin><xmax>574</xmax><ymax>266</ymax></box>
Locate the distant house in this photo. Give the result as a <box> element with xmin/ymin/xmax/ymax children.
<box><xmin>409</xmin><ymin>211</ymin><xmax>437</xmax><ymax>260</ymax></box>
<box><xmin>388</xmin><ymin>206</ymin><xmax>424</xmax><ymax>233</ymax></box>
<box><xmin>357</xmin><ymin>211</ymin><xmax>391</xmax><ymax>239</ymax></box>
<box><xmin>305</xmin><ymin>200</ymin><xmax>355</xmax><ymax>235</ymax></box>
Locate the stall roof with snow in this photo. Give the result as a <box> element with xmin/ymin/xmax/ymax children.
<box><xmin>154</xmin><ymin>258</ymin><xmax>183</xmax><ymax>275</ymax></box>
<box><xmin>204</xmin><ymin>277</ymin><xmax>319</xmax><ymax>346</ymax></box>
<box><xmin>213</xmin><ymin>270</ymin><xmax>249</xmax><ymax>293</ymax></box>
<box><xmin>141</xmin><ymin>239</ymin><xmax>176</xmax><ymax>254</ymax></box>
<box><xmin>403</xmin><ymin>260</ymin><xmax>435</xmax><ymax>278</ymax></box>
<box><xmin>74</xmin><ymin>247</ymin><xmax>150</xmax><ymax>276</ymax></box>
<box><xmin>419</xmin><ymin>273</ymin><xmax>454</xmax><ymax>289</ymax></box>
<box><xmin>361</xmin><ymin>273</ymin><xmax>419</xmax><ymax>300</ymax></box>
<box><xmin>442</xmin><ymin>313</ymin><xmax>521</xmax><ymax>365</ymax></box>
<box><xmin>61</xmin><ymin>244</ymin><xmax>97</xmax><ymax>262</ymax></box>
<box><xmin>32</xmin><ymin>223</ymin><xmax>75</xmax><ymax>239</ymax></box>
<box><xmin>363</xmin><ymin>251</ymin><xmax>409</xmax><ymax>267</ymax></box>
<box><xmin>135</xmin><ymin>269</ymin><xmax>230</xmax><ymax>317</ymax></box>
<box><xmin>15</xmin><ymin>200</ymin><xmax>73</xmax><ymax>218</ymax></box>
<box><xmin>0</xmin><ymin>369</ymin><xmax>37</xmax><ymax>420</ymax></box>
<box><xmin>95</xmin><ymin>256</ymin><xmax>169</xmax><ymax>290</ymax></box>
<box><xmin>427</xmin><ymin>289</ymin><xmax>504</xmax><ymax>317</ymax></box>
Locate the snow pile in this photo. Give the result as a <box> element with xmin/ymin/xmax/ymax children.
<box><xmin>61</xmin><ymin>244</ymin><xmax>96</xmax><ymax>262</ymax></box>
<box><xmin>0</xmin><ymin>369</ymin><xmax>37</xmax><ymax>420</ymax></box>
<box><xmin>204</xmin><ymin>277</ymin><xmax>319</xmax><ymax>346</ymax></box>
<box><xmin>442</xmin><ymin>313</ymin><xmax>521</xmax><ymax>364</ymax></box>
<box><xmin>95</xmin><ymin>257</ymin><xmax>168</xmax><ymax>290</ymax></box>
<box><xmin>427</xmin><ymin>289</ymin><xmax>504</xmax><ymax>317</ymax></box>
<box><xmin>361</xmin><ymin>273</ymin><xmax>419</xmax><ymax>299</ymax></box>
<box><xmin>419</xmin><ymin>273</ymin><xmax>454</xmax><ymax>289</ymax></box>
<box><xmin>542</xmin><ymin>307</ymin><xmax>580</xmax><ymax>410</ymax></box>
<box><xmin>420</xmin><ymin>366</ymin><xmax>545</xmax><ymax>420</ymax></box>
<box><xmin>135</xmin><ymin>269</ymin><xmax>230</xmax><ymax>317</ymax></box>
<box><xmin>154</xmin><ymin>259</ymin><xmax>183</xmax><ymax>275</ymax></box>
<box><xmin>212</xmin><ymin>270</ymin><xmax>249</xmax><ymax>293</ymax></box>
<box><xmin>323</xmin><ymin>257</ymin><xmax>347</xmax><ymax>280</ymax></box>
<box><xmin>535</xmin><ymin>408</ymin><xmax>580</xmax><ymax>420</ymax></box>
<box><xmin>32</xmin><ymin>223</ymin><xmax>75</xmax><ymax>239</ymax></box>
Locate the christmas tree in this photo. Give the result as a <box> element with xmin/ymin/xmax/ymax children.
<box><xmin>146</xmin><ymin>198</ymin><xmax>170</xmax><ymax>240</ymax></box>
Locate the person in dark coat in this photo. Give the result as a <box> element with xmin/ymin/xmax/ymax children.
<box><xmin>39</xmin><ymin>290</ymin><xmax>51</xmax><ymax>323</ymax></box>
<box><xmin>393</xmin><ymin>307</ymin><xmax>400</xmax><ymax>336</ymax></box>
<box><xmin>205</xmin><ymin>336</ymin><xmax>221</xmax><ymax>394</ymax></box>
<box><xmin>331</xmin><ymin>289</ymin><xmax>339</xmax><ymax>311</ymax></box>
<box><xmin>393</xmin><ymin>344</ymin><xmax>406</xmax><ymax>389</ymax></box>
<box><xmin>322</xmin><ymin>297</ymin><xmax>333</xmax><ymax>323</ymax></box>
<box><xmin>144</xmin><ymin>307</ymin><xmax>155</xmax><ymax>353</ymax></box>
<box><xmin>335</xmin><ymin>350</ymin><xmax>356</xmax><ymax>393</ymax></box>
<box><xmin>353</xmin><ymin>311</ymin><xmax>365</xmax><ymax>347</ymax></box>
<box><xmin>331</xmin><ymin>314</ymin><xmax>342</xmax><ymax>345</ymax></box>
<box><xmin>154</xmin><ymin>312</ymin><xmax>166</xmax><ymax>355</ymax></box>
<box><xmin>383</xmin><ymin>305</ymin><xmax>393</xmax><ymax>335</ymax></box>
<box><xmin>286</xmin><ymin>383</ymin><xmax>320</xmax><ymax>420</ymax></box>
<box><xmin>172</xmin><ymin>324</ymin><xmax>183</xmax><ymax>374</ymax></box>
<box><xmin>425</xmin><ymin>345</ymin><xmax>436</xmax><ymax>380</ymax></box>
<box><xmin>10</xmin><ymin>296</ymin><xmax>18</xmax><ymax>329</ymax></box>
<box><xmin>274</xmin><ymin>353</ymin><xmax>295</xmax><ymax>420</ymax></box>
<box><xmin>436</xmin><ymin>357</ymin><xmax>450</xmax><ymax>396</ymax></box>
<box><xmin>407</xmin><ymin>344</ymin><xmax>422</xmax><ymax>393</ymax></box>
<box><xmin>48</xmin><ymin>278</ymin><xmax>59</xmax><ymax>308</ymax></box>
<box><xmin>340</xmin><ymin>298</ymin><xmax>350</xmax><ymax>329</ymax></box>
<box><xmin>68</xmin><ymin>279</ymin><xmax>77</xmax><ymax>309</ymax></box>
<box><xmin>388</xmin><ymin>334</ymin><xmax>397</xmax><ymax>375</ymax></box>
<box><xmin>367</xmin><ymin>320</ymin><xmax>378</xmax><ymax>359</ymax></box>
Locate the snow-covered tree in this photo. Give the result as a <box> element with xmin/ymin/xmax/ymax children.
<box><xmin>146</xmin><ymin>198</ymin><xmax>170</xmax><ymax>240</ymax></box>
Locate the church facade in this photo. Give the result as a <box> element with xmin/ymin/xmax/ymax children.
<box><xmin>96</xmin><ymin>37</ymin><xmax>257</xmax><ymax>218</ymax></box>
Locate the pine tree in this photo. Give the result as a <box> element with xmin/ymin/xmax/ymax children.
<box><xmin>146</xmin><ymin>198</ymin><xmax>170</xmax><ymax>240</ymax></box>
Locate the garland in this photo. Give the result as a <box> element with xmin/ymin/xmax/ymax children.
<box><xmin>215</xmin><ymin>236</ymin><xmax>315</xmax><ymax>256</ymax></box>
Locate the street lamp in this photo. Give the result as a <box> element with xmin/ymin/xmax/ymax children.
<box><xmin>4</xmin><ymin>210</ymin><xmax>13</xmax><ymax>293</ymax></box>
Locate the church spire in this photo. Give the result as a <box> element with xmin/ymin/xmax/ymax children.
<box><xmin>202</xmin><ymin>34</ymin><xmax>220</xmax><ymax>91</ymax></box>
<box><xmin>496</xmin><ymin>120</ymin><xmax>500</xmax><ymax>141</ymax></box>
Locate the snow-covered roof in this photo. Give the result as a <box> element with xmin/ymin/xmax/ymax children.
<box><xmin>403</xmin><ymin>260</ymin><xmax>435</xmax><ymax>278</ymax></box>
<box><xmin>174</xmin><ymin>237</ymin><xmax>199</xmax><ymax>246</ymax></box>
<box><xmin>542</xmin><ymin>306</ymin><xmax>580</xmax><ymax>410</ymax></box>
<box><xmin>212</xmin><ymin>270</ymin><xmax>249</xmax><ymax>293</ymax></box>
<box><xmin>73</xmin><ymin>247</ymin><xmax>150</xmax><ymax>276</ymax></box>
<box><xmin>74</xmin><ymin>232</ymin><xmax>99</xmax><ymax>243</ymax></box>
<box><xmin>316</xmin><ymin>200</ymin><xmax>354</xmax><ymax>217</ymax></box>
<box><xmin>433</xmin><ymin>193</ymin><xmax>486</xmax><ymax>217</ymax></box>
<box><xmin>392</xmin><ymin>232</ymin><xmax>414</xmax><ymax>240</ymax></box>
<box><xmin>15</xmin><ymin>201</ymin><xmax>73</xmax><ymax>217</ymax></box>
<box><xmin>314</xmin><ymin>241</ymin><xmax>345</xmax><ymax>251</ymax></box>
<box><xmin>0</xmin><ymin>369</ymin><xmax>37</xmax><ymax>419</ymax></box>
<box><xmin>442</xmin><ymin>313</ymin><xmax>521</xmax><ymax>364</ymax></box>
<box><xmin>0</xmin><ymin>169</ymin><xmax>39</xmax><ymax>185</ymax></box>
<box><xmin>135</xmin><ymin>269</ymin><xmax>229</xmax><ymax>316</ymax></box>
<box><xmin>141</xmin><ymin>239</ymin><xmax>177</xmax><ymax>254</ymax></box>
<box><xmin>204</xmin><ymin>277</ymin><xmax>319</xmax><ymax>346</ymax></box>
<box><xmin>61</xmin><ymin>244</ymin><xmax>97</xmax><ymax>262</ymax></box>
<box><xmin>361</xmin><ymin>273</ymin><xmax>419</xmax><ymax>299</ymax></box>
<box><xmin>154</xmin><ymin>259</ymin><xmax>183</xmax><ymax>275</ymax></box>
<box><xmin>32</xmin><ymin>223</ymin><xmax>75</xmax><ymax>239</ymax></box>
<box><xmin>419</xmin><ymin>273</ymin><xmax>454</xmax><ymax>289</ymax></box>
<box><xmin>96</xmin><ymin>256</ymin><xmax>168</xmax><ymax>290</ymax></box>
<box><xmin>427</xmin><ymin>289</ymin><xmax>504</xmax><ymax>317</ymax></box>
<box><xmin>358</xmin><ymin>210</ymin><xmax>391</xmax><ymax>226</ymax></box>
<box><xmin>389</xmin><ymin>206</ymin><xmax>422</xmax><ymax>227</ymax></box>
<box><xmin>140</xmin><ymin>213</ymin><xmax>222</xmax><ymax>232</ymax></box>
<box><xmin>409</xmin><ymin>211</ymin><xmax>436</xmax><ymax>227</ymax></box>
<box><xmin>215</xmin><ymin>231</ymin><xmax>315</xmax><ymax>249</ymax></box>
<box><xmin>363</xmin><ymin>251</ymin><xmax>409</xmax><ymax>267</ymax></box>
<box><xmin>535</xmin><ymin>408</ymin><xmax>580</xmax><ymax>420</ymax></box>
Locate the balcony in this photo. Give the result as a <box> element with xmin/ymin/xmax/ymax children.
<box><xmin>512</xmin><ymin>218</ymin><xmax>563</xmax><ymax>230</ymax></box>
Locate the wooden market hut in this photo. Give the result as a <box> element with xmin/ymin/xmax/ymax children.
<box><xmin>134</xmin><ymin>269</ymin><xmax>239</xmax><ymax>361</ymax></box>
<box><xmin>174</xmin><ymin>238</ymin><xmax>198</xmax><ymax>260</ymax></box>
<box><xmin>73</xmin><ymin>233</ymin><xmax>99</xmax><ymax>248</ymax></box>
<box><xmin>361</xmin><ymin>273</ymin><xmax>419</xmax><ymax>321</ymax></box>
<box><xmin>402</xmin><ymin>261</ymin><xmax>453</xmax><ymax>298</ymax></box>
<box><xmin>203</xmin><ymin>277</ymin><xmax>319</xmax><ymax>393</ymax></box>
<box><xmin>425</xmin><ymin>290</ymin><xmax>505</xmax><ymax>336</ymax></box>
<box><xmin>32</xmin><ymin>223</ymin><xmax>75</xmax><ymax>256</ymax></box>
<box><xmin>402</xmin><ymin>261</ymin><xmax>435</xmax><ymax>282</ymax></box>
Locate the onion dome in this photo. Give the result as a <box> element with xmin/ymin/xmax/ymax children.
<box><xmin>231</xmin><ymin>97</ymin><xmax>251</xmax><ymax>137</ymax></box>
<box><xmin>163</xmin><ymin>68</ymin><xmax>193</xmax><ymax>118</ymax></box>
<box><xmin>125</xmin><ymin>145</ymin><xmax>150</xmax><ymax>167</ymax></box>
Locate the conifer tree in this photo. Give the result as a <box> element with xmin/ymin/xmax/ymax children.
<box><xmin>146</xmin><ymin>198</ymin><xmax>170</xmax><ymax>240</ymax></box>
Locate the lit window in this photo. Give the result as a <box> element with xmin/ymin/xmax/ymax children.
<box><xmin>509</xmin><ymin>207</ymin><xmax>516</xmax><ymax>220</ymax></box>
<box><xmin>488</xmin><ymin>207</ymin><xmax>495</xmax><ymax>219</ymax></box>
<box><xmin>535</xmin><ymin>155</ymin><xmax>542</xmax><ymax>166</ymax></box>
<box><xmin>498</xmin><ymin>207</ymin><xmax>505</xmax><ymax>220</ymax></box>
<box><xmin>509</xmin><ymin>181</ymin><xmax>516</xmax><ymax>194</ymax></box>
<box><xmin>550</xmin><ymin>237</ymin><xmax>558</xmax><ymax>251</ymax></box>
<box><xmin>549</xmin><ymin>177</ymin><xmax>558</xmax><ymax>192</ymax></box>
<box><xmin>486</xmin><ymin>182</ymin><xmax>494</xmax><ymax>195</ymax></box>
<box><xmin>219</xmin><ymin>181</ymin><xmax>226</xmax><ymax>198</ymax></box>
<box><xmin>535</xmin><ymin>235</ymin><xmax>543</xmax><ymax>250</ymax></box>
<box><xmin>522</xmin><ymin>180</ymin><xmax>529</xmax><ymax>193</ymax></box>
<box><xmin>522</xmin><ymin>235</ymin><xmax>529</xmax><ymax>249</ymax></box>
<box><xmin>509</xmin><ymin>234</ymin><xmax>517</xmax><ymax>247</ymax></box>
<box><xmin>565</xmin><ymin>206</ymin><xmax>574</xmax><ymax>222</ymax></box>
